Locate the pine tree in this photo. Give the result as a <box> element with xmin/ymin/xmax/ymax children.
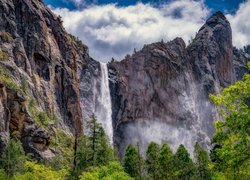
<box><xmin>174</xmin><ymin>144</ymin><xmax>196</xmax><ymax>180</ymax></box>
<box><xmin>158</xmin><ymin>143</ymin><xmax>175</xmax><ymax>180</ymax></box>
<box><xmin>73</xmin><ymin>114</ymin><xmax>114</xmax><ymax>179</ymax></box>
<box><xmin>194</xmin><ymin>143</ymin><xmax>211</xmax><ymax>180</ymax></box>
<box><xmin>146</xmin><ymin>142</ymin><xmax>160</xmax><ymax>180</ymax></box>
<box><xmin>87</xmin><ymin>114</ymin><xmax>101</xmax><ymax>166</ymax></box>
<box><xmin>73</xmin><ymin>135</ymin><xmax>89</xmax><ymax>179</ymax></box>
<box><xmin>123</xmin><ymin>144</ymin><xmax>143</xmax><ymax>179</ymax></box>
<box><xmin>87</xmin><ymin>114</ymin><xmax>114</xmax><ymax>166</ymax></box>
<box><xmin>0</xmin><ymin>138</ymin><xmax>26</xmax><ymax>179</ymax></box>
<box><xmin>96</xmin><ymin>127</ymin><xmax>114</xmax><ymax>166</ymax></box>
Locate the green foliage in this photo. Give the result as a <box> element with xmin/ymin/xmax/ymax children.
<box><xmin>146</xmin><ymin>142</ymin><xmax>160</xmax><ymax>180</ymax></box>
<box><xmin>95</xmin><ymin>128</ymin><xmax>114</xmax><ymax>166</ymax></box>
<box><xmin>80</xmin><ymin>162</ymin><xmax>133</xmax><ymax>180</ymax></box>
<box><xmin>210</xmin><ymin>73</ymin><xmax>250</xmax><ymax>178</ymax></box>
<box><xmin>50</xmin><ymin>128</ymin><xmax>74</xmax><ymax>169</ymax></box>
<box><xmin>174</xmin><ymin>144</ymin><xmax>196</xmax><ymax>179</ymax></box>
<box><xmin>0</xmin><ymin>64</ymin><xmax>29</xmax><ymax>94</ymax></box>
<box><xmin>0</xmin><ymin>65</ymin><xmax>21</xmax><ymax>91</ymax></box>
<box><xmin>69</xmin><ymin>34</ymin><xmax>86</xmax><ymax>50</ymax></box>
<box><xmin>74</xmin><ymin>114</ymin><xmax>115</xmax><ymax>178</ymax></box>
<box><xmin>0</xmin><ymin>32</ymin><xmax>13</xmax><ymax>43</ymax></box>
<box><xmin>158</xmin><ymin>144</ymin><xmax>175</xmax><ymax>180</ymax></box>
<box><xmin>0</xmin><ymin>50</ymin><xmax>8</xmax><ymax>61</ymax></box>
<box><xmin>194</xmin><ymin>142</ymin><xmax>211</xmax><ymax>180</ymax></box>
<box><xmin>73</xmin><ymin>135</ymin><xmax>90</xmax><ymax>178</ymax></box>
<box><xmin>123</xmin><ymin>144</ymin><xmax>143</xmax><ymax>179</ymax></box>
<box><xmin>20</xmin><ymin>78</ymin><xmax>29</xmax><ymax>95</ymax></box>
<box><xmin>86</xmin><ymin>114</ymin><xmax>114</xmax><ymax>167</ymax></box>
<box><xmin>28</xmin><ymin>99</ymin><xmax>57</xmax><ymax>127</ymax></box>
<box><xmin>0</xmin><ymin>169</ymin><xmax>7</xmax><ymax>179</ymax></box>
<box><xmin>0</xmin><ymin>139</ymin><xmax>26</xmax><ymax>178</ymax></box>
<box><xmin>13</xmin><ymin>161</ymin><xmax>69</xmax><ymax>180</ymax></box>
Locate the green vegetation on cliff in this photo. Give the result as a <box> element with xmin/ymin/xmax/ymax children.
<box><xmin>209</xmin><ymin>66</ymin><xmax>250</xmax><ymax>179</ymax></box>
<box><xmin>0</xmin><ymin>67</ymin><xmax>249</xmax><ymax>180</ymax></box>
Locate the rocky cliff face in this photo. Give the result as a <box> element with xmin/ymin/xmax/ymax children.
<box><xmin>0</xmin><ymin>0</ymin><xmax>249</xmax><ymax>159</ymax></box>
<box><xmin>233</xmin><ymin>47</ymin><xmax>250</xmax><ymax>80</ymax></box>
<box><xmin>0</xmin><ymin>0</ymin><xmax>88</xmax><ymax>158</ymax></box>
<box><xmin>109</xmin><ymin>12</ymin><xmax>238</xmax><ymax>155</ymax></box>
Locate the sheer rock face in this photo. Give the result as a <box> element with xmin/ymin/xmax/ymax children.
<box><xmin>233</xmin><ymin>47</ymin><xmax>250</xmax><ymax>80</ymax></box>
<box><xmin>109</xmin><ymin>12</ymin><xmax>237</xmax><ymax>155</ymax></box>
<box><xmin>0</xmin><ymin>0</ymin><xmax>248</xmax><ymax>159</ymax></box>
<box><xmin>0</xmin><ymin>0</ymin><xmax>88</xmax><ymax>158</ymax></box>
<box><xmin>0</xmin><ymin>83</ymin><xmax>9</xmax><ymax>153</ymax></box>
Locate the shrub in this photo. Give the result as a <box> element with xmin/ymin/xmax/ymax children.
<box><xmin>13</xmin><ymin>161</ymin><xmax>69</xmax><ymax>180</ymax></box>
<box><xmin>0</xmin><ymin>169</ymin><xmax>7</xmax><ymax>180</ymax></box>
<box><xmin>80</xmin><ymin>162</ymin><xmax>133</xmax><ymax>180</ymax></box>
<box><xmin>0</xmin><ymin>50</ymin><xmax>8</xmax><ymax>61</ymax></box>
<box><xmin>20</xmin><ymin>78</ymin><xmax>29</xmax><ymax>95</ymax></box>
<box><xmin>69</xmin><ymin>34</ymin><xmax>87</xmax><ymax>50</ymax></box>
<box><xmin>0</xmin><ymin>66</ymin><xmax>21</xmax><ymax>91</ymax></box>
<box><xmin>0</xmin><ymin>32</ymin><xmax>13</xmax><ymax>43</ymax></box>
<box><xmin>28</xmin><ymin>99</ymin><xmax>58</xmax><ymax>127</ymax></box>
<box><xmin>50</xmin><ymin>129</ymin><xmax>74</xmax><ymax>169</ymax></box>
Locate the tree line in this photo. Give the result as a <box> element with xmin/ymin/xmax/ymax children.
<box><xmin>0</xmin><ymin>65</ymin><xmax>250</xmax><ymax>179</ymax></box>
<box><xmin>123</xmin><ymin>142</ymin><xmax>210</xmax><ymax>180</ymax></box>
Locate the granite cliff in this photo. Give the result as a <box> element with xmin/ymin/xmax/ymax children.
<box><xmin>0</xmin><ymin>0</ymin><xmax>249</xmax><ymax>159</ymax></box>
<box><xmin>108</xmin><ymin>12</ymin><xmax>248</xmax><ymax>155</ymax></box>
<box><xmin>0</xmin><ymin>0</ymin><xmax>89</xmax><ymax>158</ymax></box>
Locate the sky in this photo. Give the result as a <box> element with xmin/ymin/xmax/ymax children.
<box><xmin>44</xmin><ymin>0</ymin><xmax>250</xmax><ymax>62</ymax></box>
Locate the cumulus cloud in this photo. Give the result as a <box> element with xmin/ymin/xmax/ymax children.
<box><xmin>226</xmin><ymin>0</ymin><xmax>250</xmax><ymax>48</ymax></box>
<box><xmin>52</xmin><ymin>0</ymin><xmax>209</xmax><ymax>62</ymax></box>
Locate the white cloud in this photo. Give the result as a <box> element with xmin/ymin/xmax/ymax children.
<box><xmin>226</xmin><ymin>0</ymin><xmax>250</xmax><ymax>48</ymax></box>
<box><xmin>52</xmin><ymin>1</ymin><xmax>210</xmax><ymax>62</ymax></box>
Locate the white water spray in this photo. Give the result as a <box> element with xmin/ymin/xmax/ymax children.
<box><xmin>80</xmin><ymin>61</ymin><xmax>114</xmax><ymax>146</ymax></box>
<box><xmin>95</xmin><ymin>63</ymin><xmax>113</xmax><ymax>145</ymax></box>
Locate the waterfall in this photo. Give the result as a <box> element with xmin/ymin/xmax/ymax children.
<box><xmin>80</xmin><ymin>61</ymin><xmax>113</xmax><ymax>146</ymax></box>
<box><xmin>95</xmin><ymin>63</ymin><xmax>113</xmax><ymax>145</ymax></box>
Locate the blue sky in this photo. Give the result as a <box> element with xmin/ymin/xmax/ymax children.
<box><xmin>47</xmin><ymin>0</ymin><xmax>250</xmax><ymax>62</ymax></box>
<box><xmin>45</xmin><ymin>0</ymin><xmax>245</xmax><ymax>13</ymax></box>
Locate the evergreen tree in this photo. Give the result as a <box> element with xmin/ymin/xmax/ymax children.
<box><xmin>73</xmin><ymin>135</ymin><xmax>89</xmax><ymax>179</ymax></box>
<box><xmin>73</xmin><ymin>114</ymin><xmax>114</xmax><ymax>179</ymax></box>
<box><xmin>123</xmin><ymin>144</ymin><xmax>143</xmax><ymax>179</ymax></box>
<box><xmin>96</xmin><ymin>127</ymin><xmax>114</xmax><ymax>166</ymax></box>
<box><xmin>87</xmin><ymin>114</ymin><xmax>114</xmax><ymax>167</ymax></box>
<box><xmin>87</xmin><ymin>114</ymin><xmax>101</xmax><ymax>166</ymax></box>
<box><xmin>0</xmin><ymin>138</ymin><xmax>26</xmax><ymax>179</ymax></box>
<box><xmin>158</xmin><ymin>143</ymin><xmax>175</xmax><ymax>180</ymax></box>
<box><xmin>174</xmin><ymin>144</ymin><xmax>196</xmax><ymax>180</ymax></box>
<box><xmin>146</xmin><ymin>142</ymin><xmax>160</xmax><ymax>180</ymax></box>
<box><xmin>194</xmin><ymin>142</ymin><xmax>211</xmax><ymax>180</ymax></box>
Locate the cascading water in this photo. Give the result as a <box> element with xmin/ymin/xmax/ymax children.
<box><xmin>95</xmin><ymin>63</ymin><xmax>113</xmax><ymax>145</ymax></box>
<box><xmin>80</xmin><ymin>61</ymin><xmax>114</xmax><ymax>146</ymax></box>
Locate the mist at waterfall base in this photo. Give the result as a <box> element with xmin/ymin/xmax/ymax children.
<box><xmin>116</xmin><ymin>99</ymin><xmax>216</xmax><ymax>157</ymax></box>
<box><xmin>114</xmin><ymin>72</ymin><xmax>219</xmax><ymax>156</ymax></box>
<box><xmin>80</xmin><ymin>61</ymin><xmax>218</xmax><ymax>156</ymax></box>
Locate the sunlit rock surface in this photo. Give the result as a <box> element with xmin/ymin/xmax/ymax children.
<box><xmin>109</xmin><ymin>12</ymin><xmax>237</xmax><ymax>156</ymax></box>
